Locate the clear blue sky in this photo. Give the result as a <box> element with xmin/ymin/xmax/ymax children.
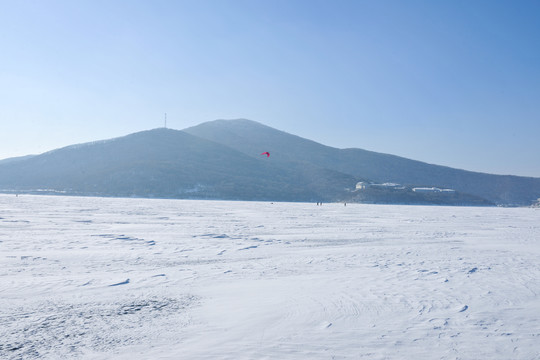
<box><xmin>1</xmin><ymin>0</ymin><xmax>539</xmax><ymax>176</ymax></box>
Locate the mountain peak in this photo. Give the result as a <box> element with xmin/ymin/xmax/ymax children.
<box><xmin>194</xmin><ymin>118</ymin><xmax>271</xmax><ymax>130</ymax></box>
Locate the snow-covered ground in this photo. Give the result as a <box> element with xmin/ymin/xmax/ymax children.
<box><xmin>1</xmin><ymin>194</ymin><xmax>539</xmax><ymax>359</ymax></box>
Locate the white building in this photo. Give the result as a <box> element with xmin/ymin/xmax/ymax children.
<box><xmin>356</xmin><ymin>182</ymin><xmax>405</xmax><ymax>191</ymax></box>
<box><xmin>355</xmin><ymin>182</ymin><xmax>369</xmax><ymax>190</ymax></box>
<box><xmin>371</xmin><ymin>182</ymin><xmax>402</xmax><ymax>189</ymax></box>
<box><xmin>412</xmin><ymin>187</ymin><xmax>441</xmax><ymax>193</ymax></box>
<box><xmin>412</xmin><ymin>187</ymin><xmax>455</xmax><ymax>193</ymax></box>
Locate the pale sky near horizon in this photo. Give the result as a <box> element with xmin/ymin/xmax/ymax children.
<box><xmin>1</xmin><ymin>0</ymin><xmax>539</xmax><ymax>177</ymax></box>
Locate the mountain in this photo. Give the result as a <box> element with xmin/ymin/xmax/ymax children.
<box><xmin>0</xmin><ymin>128</ymin><xmax>356</xmax><ymax>202</ymax></box>
<box><xmin>184</xmin><ymin>119</ymin><xmax>540</xmax><ymax>206</ymax></box>
<box><xmin>0</xmin><ymin>154</ymin><xmax>36</xmax><ymax>165</ymax></box>
<box><xmin>1</xmin><ymin>120</ymin><xmax>538</xmax><ymax>205</ymax></box>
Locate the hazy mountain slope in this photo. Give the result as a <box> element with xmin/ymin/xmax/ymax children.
<box><xmin>184</xmin><ymin>119</ymin><xmax>363</xmax><ymax>200</ymax></box>
<box><xmin>0</xmin><ymin>128</ymin><xmax>355</xmax><ymax>201</ymax></box>
<box><xmin>335</xmin><ymin>149</ymin><xmax>540</xmax><ymax>205</ymax></box>
<box><xmin>0</xmin><ymin>154</ymin><xmax>36</xmax><ymax>165</ymax></box>
<box><xmin>184</xmin><ymin>119</ymin><xmax>341</xmax><ymax>166</ymax></box>
<box><xmin>185</xmin><ymin>119</ymin><xmax>540</xmax><ymax>205</ymax></box>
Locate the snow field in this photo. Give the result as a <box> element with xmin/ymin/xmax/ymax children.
<box><xmin>0</xmin><ymin>194</ymin><xmax>539</xmax><ymax>359</ymax></box>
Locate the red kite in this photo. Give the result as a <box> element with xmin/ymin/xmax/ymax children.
<box><xmin>260</xmin><ymin>152</ymin><xmax>270</xmax><ymax>157</ymax></box>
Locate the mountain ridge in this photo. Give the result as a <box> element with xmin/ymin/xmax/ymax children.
<box><xmin>1</xmin><ymin>120</ymin><xmax>539</xmax><ymax>205</ymax></box>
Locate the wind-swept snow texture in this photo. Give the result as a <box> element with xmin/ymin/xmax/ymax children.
<box><xmin>1</xmin><ymin>194</ymin><xmax>539</xmax><ymax>359</ymax></box>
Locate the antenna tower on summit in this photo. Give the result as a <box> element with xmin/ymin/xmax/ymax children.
<box><xmin>164</xmin><ymin>113</ymin><xmax>167</xmax><ymax>128</ymax></box>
